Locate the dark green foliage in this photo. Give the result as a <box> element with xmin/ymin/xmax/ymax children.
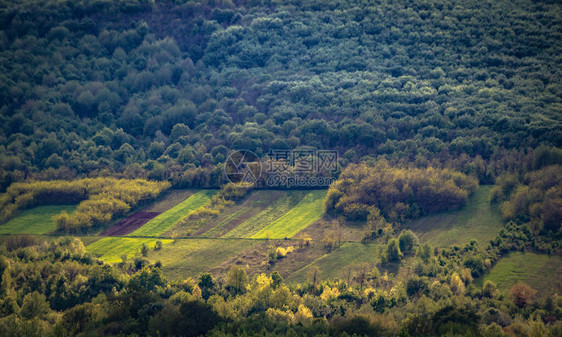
<box><xmin>170</xmin><ymin>301</ymin><xmax>221</xmax><ymax>337</ymax></box>
<box><xmin>331</xmin><ymin>315</ymin><xmax>387</xmax><ymax>337</ymax></box>
<box><xmin>398</xmin><ymin>230</ymin><xmax>419</xmax><ymax>254</ymax></box>
<box><xmin>0</xmin><ymin>0</ymin><xmax>560</xmax><ymax>191</ymax></box>
<box><xmin>406</xmin><ymin>277</ymin><xmax>429</xmax><ymax>298</ymax></box>
<box><xmin>386</xmin><ymin>239</ymin><xmax>402</xmax><ymax>263</ymax></box>
<box><xmin>271</xmin><ymin>271</ymin><xmax>283</xmax><ymax>289</ymax></box>
<box><xmin>432</xmin><ymin>306</ymin><xmax>480</xmax><ymax>336</ymax></box>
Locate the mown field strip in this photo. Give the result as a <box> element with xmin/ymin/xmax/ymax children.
<box><xmin>128</xmin><ymin>190</ymin><xmax>216</xmax><ymax>237</ymax></box>
<box><xmin>222</xmin><ymin>191</ymin><xmax>307</xmax><ymax>238</ymax></box>
<box><xmin>251</xmin><ymin>190</ymin><xmax>327</xmax><ymax>239</ymax></box>
<box><xmin>478</xmin><ymin>251</ymin><xmax>562</xmax><ymax>296</ymax></box>
<box><xmin>143</xmin><ymin>189</ymin><xmax>194</xmax><ymax>212</ymax></box>
<box><xmin>200</xmin><ymin>190</ymin><xmax>282</xmax><ymax>238</ymax></box>
<box><xmin>407</xmin><ymin>186</ymin><xmax>502</xmax><ymax>247</ymax></box>
<box><xmin>287</xmin><ymin>242</ymin><xmax>382</xmax><ymax>283</ymax></box>
<box><xmin>148</xmin><ymin>238</ymin><xmax>262</xmax><ymax>280</ymax></box>
<box><xmin>86</xmin><ymin>237</ymin><xmax>173</xmax><ymax>263</ymax></box>
<box><xmin>0</xmin><ymin>205</ymin><xmax>77</xmax><ymax>235</ymax></box>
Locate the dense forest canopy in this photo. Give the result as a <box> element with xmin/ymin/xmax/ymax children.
<box><xmin>0</xmin><ymin>0</ymin><xmax>561</xmax><ymax>189</ymax></box>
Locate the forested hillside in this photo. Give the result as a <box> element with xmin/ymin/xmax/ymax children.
<box><xmin>0</xmin><ymin>0</ymin><xmax>561</xmax><ymax>190</ymax></box>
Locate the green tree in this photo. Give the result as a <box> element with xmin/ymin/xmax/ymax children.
<box><xmin>141</xmin><ymin>243</ymin><xmax>149</xmax><ymax>257</ymax></box>
<box><xmin>387</xmin><ymin>239</ymin><xmax>402</xmax><ymax>262</ymax></box>
<box><xmin>398</xmin><ymin>230</ymin><xmax>419</xmax><ymax>253</ymax></box>
<box><xmin>225</xmin><ymin>266</ymin><xmax>248</xmax><ymax>296</ymax></box>
<box><xmin>271</xmin><ymin>271</ymin><xmax>283</xmax><ymax>289</ymax></box>
<box><xmin>20</xmin><ymin>292</ymin><xmax>50</xmax><ymax>319</ymax></box>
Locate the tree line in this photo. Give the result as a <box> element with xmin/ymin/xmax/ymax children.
<box><xmin>0</xmin><ymin>178</ymin><xmax>170</xmax><ymax>232</ymax></box>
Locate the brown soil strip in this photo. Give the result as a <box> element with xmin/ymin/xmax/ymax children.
<box><xmin>100</xmin><ymin>211</ymin><xmax>161</xmax><ymax>236</ymax></box>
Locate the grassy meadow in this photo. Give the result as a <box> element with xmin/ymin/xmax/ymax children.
<box><xmin>478</xmin><ymin>252</ymin><xmax>562</xmax><ymax>297</ymax></box>
<box><xmin>251</xmin><ymin>190</ymin><xmax>326</xmax><ymax>239</ymax></box>
<box><xmin>287</xmin><ymin>242</ymin><xmax>383</xmax><ymax>283</ymax></box>
<box><xmin>129</xmin><ymin>190</ymin><xmax>216</xmax><ymax>237</ymax></box>
<box><xmin>86</xmin><ymin>237</ymin><xmax>173</xmax><ymax>263</ymax></box>
<box><xmin>407</xmin><ymin>186</ymin><xmax>502</xmax><ymax>247</ymax></box>
<box><xmin>0</xmin><ymin>205</ymin><xmax>76</xmax><ymax>235</ymax></box>
<box><xmin>147</xmin><ymin>238</ymin><xmax>262</xmax><ymax>280</ymax></box>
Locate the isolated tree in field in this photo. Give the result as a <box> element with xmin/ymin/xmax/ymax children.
<box><xmin>309</xmin><ymin>266</ymin><xmax>320</xmax><ymax>287</ymax></box>
<box><xmin>510</xmin><ymin>282</ymin><xmax>537</xmax><ymax>308</ymax></box>
<box><xmin>355</xmin><ymin>264</ymin><xmax>370</xmax><ymax>291</ymax></box>
<box><xmin>141</xmin><ymin>243</ymin><xmax>149</xmax><ymax>257</ymax></box>
<box><xmin>226</xmin><ymin>266</ymin><xmax>248</xmax><ymax>296</ymax></box>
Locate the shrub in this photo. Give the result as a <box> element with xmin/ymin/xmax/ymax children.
<box><xmin>398</xmin><ymin>230</ymin><xmax>419</xmax><ymax>253</ymax></box>
<box><xmin>386</xmin><ymin>239</ymin><xmax>402</xmax><ymax>263</ymax></box>
<box><xmin>509</xmin><ymin>282</ymin><xmax>537</xmax><ymax>308</ymax></box>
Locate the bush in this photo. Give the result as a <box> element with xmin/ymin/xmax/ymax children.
<box><xmin>398</xmin><ymin>230</ymin><xmax>419</xmax><ymax>253</ymax></box>
<box><xmin>386</xmin><ymin>239</ymin><xmax>402</xmax><ymax>263</ymax></box>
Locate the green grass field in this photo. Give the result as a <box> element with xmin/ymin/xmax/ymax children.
<box><xmin>148</xmin><ymin>238</ymin><xmax>262</xmax><ymax>280</ymax></box>
<box><xmin>129</xmin><ymin>190</ymin><xmax>216</xmax><ymax>237</ymax></box>
<box><xmin>86</xmin><ymin>237</ymin><xmax>173</xmax><ymax>263</ymax></box>
<box><xmin>222</xmin><ymin>191</ymin><xmax>307</xmax><ymax>238</ymax></box>
<box><xmin>478</xmin><ymin>252</ymin><xmax>562</xmax><ymax>297</ymax></box>
<box><xmin>0</xmin><ymin>205</ymin><xmax>77</xmax><ymax>235</ymax></box>
<box><xmin>287</xmin><ymin>242</ymin><xmax>382</xmax><ymax>283</ymax></box>
<box><xmin>251</xmin><ymin>190</ymin><xmax>326</xmax><ymax>239</ymax></box>
<box><xmin>194</xmin><ymin>190</ymin><xmax>283</xmax><ymax>238</ymax></box>
<box><xmin>407</xmin><ymin>186</ymin><xmax>502</xmax><ymax>247</ymax></box>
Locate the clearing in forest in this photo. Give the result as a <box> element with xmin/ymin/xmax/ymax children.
<box><xmin>478</xmin><ymin>251</ymin><xmax>562</xmax><ymax>297</ymax></box>
<box><xmin>407</xmin><ymin>185</ymin><xmax>502</xmax><ymax>247</ymax></box>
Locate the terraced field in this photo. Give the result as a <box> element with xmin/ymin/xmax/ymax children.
<box><xmin>180</xmin><ymin>190</ymin><xmax>286</xmax><ymax>238</ymax></box>
<box><xmin>221</xmin><ymin>190</ymin><xmax>309</xmax><ymax>238</ymax></box>
<box><xmin>129</xmin><ymin>190</ymin><xmax>216</xmax><ymax>237</ymax></box>
<box><xmin>148</xmin><ymin>238</ymin><xmax>263</xmax><ymax>280</ymax></box>
<box><xmin>3</xmin><ymin>186</ymin><xmax>521</xmax><ymax>285</ymax></box>
<box><xmin>82</xmin><ymin>189</ymin><xmax>327</xmax><ymax>276</ymax></box>
<box><xmin>251</xmin><ymin>190</ymin><xmax>326</xmax><ymax>239</ymax></box>
<box><xmin>0</xmin><ymin>205</ymin><xmax>76</xmax><ymax>235</ymax></box>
